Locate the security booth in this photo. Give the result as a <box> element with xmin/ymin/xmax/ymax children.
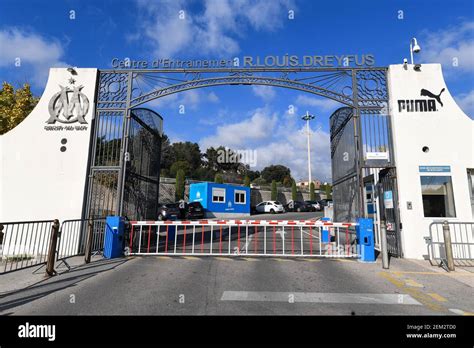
<box><xmin>189</xmin><ymin>182</ymin><xmax>251</xmax><ymax>219</ymax></box>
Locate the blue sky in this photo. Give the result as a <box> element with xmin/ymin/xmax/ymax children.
<box><xmin>1</xmin><ymin>0</ymin><xmax>473</xmax><ymax>182</ymax></box>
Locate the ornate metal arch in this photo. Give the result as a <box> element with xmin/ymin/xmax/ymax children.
<box><xmin>95</xmin><ymin>68</ymin><xmax>389</xmax><ymax>111</ymax></box>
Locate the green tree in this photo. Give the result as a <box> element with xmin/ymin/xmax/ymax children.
<box><xmin>321</xmin><ymin>183</ymin><xmax>332</xmax><ymax>199</ymax></box>
<box><xmin>244</xmin><ymin>176</ymin><xmax>251</xmax><ymax>187</ymax></box>
<box><xmin>271</xmin><ymin>180</ymin><xmax>278</xmax><ymax>201</ymax></box>
<box><xmin>282</xmin><ymin>175</ymin><xmax>293</xmax><ymax>187</ymax></box>
<box><xmin>261</xmin><ymin>165</ymin><xmax>291</xmax><ymax>183</ymax></box>
<box><xmin>214</xmin><ymin>173</ymin><xmax>224</xmax><ymax>184</ymax></box>
<box><xmin>291</xmin><ymin>180</ymin><xmax>297</xmax><ymax>201</ymax></box>
<box><xmin>170</xmin><ymin>160</ymin><xmax>192</xmax><ymax>177</ymax></box>
<box><xmin>310</xmin><ymin>182</ymin><xmax>316</xmax><ymax>201</ymax></box>
<box><xmin>175</xmin><ymin>169</ymin><xmax>185</xmax><ymax>201</ymax></box>
<box><xmin>0</xmin><ymin>82</ymin><xmax>39</xmax><ymax>134</ymax></box>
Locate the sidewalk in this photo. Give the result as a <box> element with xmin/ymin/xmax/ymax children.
<box><xmin>0</xmin><ymin>254</ymin><xmax>104</xmax><ymax>295</ymax></box>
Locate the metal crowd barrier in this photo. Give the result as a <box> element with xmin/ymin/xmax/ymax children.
<box><xmin>428</xmin><ymin>221</ymin><xmax>474</xmax><ymax>265</ymax></box>
<box><xmin>128</xmin><ymin>220</ymin><xmax>359</xmax><ymax>258</ymax></box>
<box><xmin>0</xmin><ymin>218</ymin><xmax>107</xmax><ymax>274</ymax></box>
<box><xmin>56</xmin><ymin>219</ymin><xmax>106</xmax><ymax>267</ymax></box>
<box><xmin>0</xmin><ymin>220</ymin><xmax>55</xmax><ymax>273</ymax></box>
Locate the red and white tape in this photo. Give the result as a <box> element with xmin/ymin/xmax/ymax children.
<box><xmin>129</xmin><ymin>219</ymin><xmax>356</xmax><ymax>227</ymax></box>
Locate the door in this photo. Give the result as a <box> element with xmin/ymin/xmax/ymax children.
<box><xmin>377</xmin><ymin>168</ymin><xmax>402</xmax><ymax>257</ymax></box>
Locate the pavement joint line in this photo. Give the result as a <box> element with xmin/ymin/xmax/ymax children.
<box><xmin>220</xmin><ymin>291</ymin><xmax>422</xmax><ymax>305</ymax></box>
<box><xmin>427</xmin><ymin>293</ymin><xmax>448</xmax><ymax>302</ymax></box>
<box><xmin>378</xmin><ymin>272</ymin><xmax>450</xmax><ymax>313</ymax></box>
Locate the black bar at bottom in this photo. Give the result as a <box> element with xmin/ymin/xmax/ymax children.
<box><xmin>0</xmin><ymin>315</ymin><xmax>471</xmax><ymax>346</ymax></box>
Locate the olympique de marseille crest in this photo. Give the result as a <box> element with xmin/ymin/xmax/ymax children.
<box><xmin>46</xmin><ymin>85</ymin><xmax>89</xmax><ymax>124</ymax></box>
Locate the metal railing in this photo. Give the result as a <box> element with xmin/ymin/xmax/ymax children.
<box><xmin>128</xmin><ymin>220</ymin><xmax>359</xmax><ymax>258</ymax></box>
<box><xmin>56</xmin><ymin>219</ymin><xmax>106</xmax><ymax>263</ymax></box>
<box><xmin>0</xmin><ymin>220</ymin><xmax>55</xmax><ymax>273</ymax></box>
<box><xmin>428</xmin><ymin>221</ymin><xmax>474</xmax><ymax>265</ymax></box>
<box><xmin>0</xmin><ymin>218</ymin><xmax>107</xmax><ymax>274</ymax></box>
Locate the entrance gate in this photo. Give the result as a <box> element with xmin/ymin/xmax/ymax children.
<box><xmin>84</xmin><ymin>66</ymin><xmax>402</xmax><ymax>257</ymax></box>
<box><xmin>127</xmin><ymin>219</ymin><xmax>359</xmax><ymax>258</ymax></box>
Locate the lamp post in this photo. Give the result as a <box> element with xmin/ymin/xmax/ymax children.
<box><xmin>302</xmin><ymin>111</ymin><xmax>315</xmax><ymax>187</ymax></box>
<box><xmin>409</xmin><ymin>37</ymin><xmax>421</xmax><ymax>64</ymax></box>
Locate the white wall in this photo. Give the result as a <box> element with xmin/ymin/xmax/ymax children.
<box><xmin>0</xmin><ymin>68</ymin><xmax>98</xmax><ymax>222</ymax></box>
<box><xmin>387</xmin><ymin>64</ymin><xmax>474</xmax><ymax>259</ymax></box>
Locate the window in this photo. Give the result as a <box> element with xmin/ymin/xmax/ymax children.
<box><xmin>420</xmin><ymin>176</ymin><xmax>456</xmax><ymax>217</ymax></box>
<box><xmin>212</xmin><ymin>188</ymin><xmax>225</xmax><ymax>203</ymax></box>
<box><xmin>235</xmin><ymin>190</ymin><xmax>246</xmax><ymax>204</ymax></box>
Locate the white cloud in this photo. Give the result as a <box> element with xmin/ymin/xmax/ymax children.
<box><xmin>295</xmin><ymin>94</ymin><xmax>343</xmax><ymax>113</ymax></box>
<box><xmin>252</xmin><ymin>85</ymin><xmax>276</xmax><ymax>101</ymax></box>
<box><xmin>420</xmin><ymin>21</ymin><xmax>474</xmax><ymax>72</ymax></box>
<box><xmin>146</xmin><ymin>89</ymin><xmax>219</xmax><ymax>110</ymax></box>
<box><xmin>199</xmin><ymin>106</ymin><xmax>332</xmax><ymax>182</ymax></box>
<box><xmin>454</xmin><ymin>90</ymin><xmax>474</xmax><ymax>118</ymax></box>
<box><xmin>199</xmin><ymin>107</ymin><xmax>278</xmax><ymax>149</ymax></box>
<box><xmin>132</xmin><ymin>0</ymin><xmax>295</xmax><ymax>57</ymax></box>
<box><xmin>0</xmin><ymin>28</ymin><xmax>69</xmax><ymax>87</ymax></box>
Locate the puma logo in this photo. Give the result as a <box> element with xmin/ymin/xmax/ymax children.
<box><xmin>420</xmin><ymin>88</ymin><xmax>445</xmax><ymax>107</ymax></box>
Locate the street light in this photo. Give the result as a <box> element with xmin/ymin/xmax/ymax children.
<box><xmin>301</xmin><ymin>111</ymin><xmax>315</xmax><ymax>187</ymax></box>
<box><xmin>409</xmin><ymin>37</ymin><xmax>421</xmax><ymax>65</ymax></box>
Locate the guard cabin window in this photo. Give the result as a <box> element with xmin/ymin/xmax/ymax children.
<box><xmin>212</xmin><ymin>188</ymin><xmax>225</xmax><ymax>203</ymax></box>
<box><xmin>420</xmin><ymin>176</ymin><xmax>456</xmax><ymax>217</ymax></box>
<box><xmin>235</xmin><ymin>190</ymin><xmax>246</xmax><ymax>204</ymax></box>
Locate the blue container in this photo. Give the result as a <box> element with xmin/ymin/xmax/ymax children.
<box><xmin>321</xmin><ymin>217</ymin><xmax>331</xmax><ymax>243</ymax></box>
<box><xmin>104</xmin><ymin>216</ymin><xmax>125</xmax><ymax>259</ymax></box>
<box><xmin>356</xmin><ymin>218</ymin><xmax>375</xmax><ymax>262</ymax></box>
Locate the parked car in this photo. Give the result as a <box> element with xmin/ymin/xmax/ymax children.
<box><xmin>179</xmin><ymin>201</ymin><xmax>205</xmax><ymax>220</ymax></box>
<box><xmin>157</xmin><ymin>203</ymin><xmax>181</xmax><ymax>221</ymax></box>
<box><xmin>319</xmin><ymin>199</ymin><xmax>333</xmax><ymax>208</ymax></box>
<box><xmin>305</xmin><ymin>200</ymin><xmax>321</xmax><ymax>211</ymax></box>
<box><xmin>285</xmin><ymin>200</ymin><xmax>312</xmax><ymax>212</ymax></box>
<box><xmin>255</xmin><ymin>201</ymin><xmax>285</xmax><ymax>214</ymax></box>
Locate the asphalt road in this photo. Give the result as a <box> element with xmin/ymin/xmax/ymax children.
<box><xmin>1</xmin><ymin>213</ymin><xmax>472</xmax><ymax>316</ymax></box>
<box><xmin>1</xmin><ymin>254</ymin><xmax>473</xmax><ymax>315</ymax></box>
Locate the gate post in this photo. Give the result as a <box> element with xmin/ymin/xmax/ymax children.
<box><xmin>46</xmin><ymin>219</ymin><xmax>60</xmax><ymax>276</ymax></box>
<box><xmin>380</xmin><ymin>220</ymin><xmax>389</xmax><ymax>269</ymax></box>
<box><xmin>356</xmin><ymin>218</ymin><xmax>375</xmax><ymax>262</ymax></box>
<box><xmin>442</xmin><ymin>221</ymin><xmax>455</xmax><ymax>271</ymax></box>
<box><xmin>84</xmin><ymin>219</ymin><xmax>94</xmax><ymax>264</ymax></box>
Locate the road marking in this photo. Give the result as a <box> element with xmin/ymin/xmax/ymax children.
<box><xmin>242</xmin><ymin>257</ymin><xmax>259</xmax><ymax>262</ymax></box>
<box><xmin>391</xmin><ymin>271</ymin><xmax>474</xmax><ymax>277</ymax></box>
<box><xmin>427</xmin><ymin>293</ymin><xmax>447</xmax><ymax>302</ymax></box>
<box><xmin>273</xmin><ymin>258</ymin><xmax>294</xmax><ymax>262</ymax></box>
<box><xmin>378</xmin><ymin>272</ymin><xmax>449</xmax><ymax>313</ymax></box>
<box><xmin>220</xmin><ymin>291</ymin><xmax>421</xmax><ymax>305</ymax></box>
<box><xmin>404</xmin><ymin>279</ymin><xmax>424</xmax><ymax>288</ymax></box>
<box><xmin>183</xmin><ymin>256</ymin><xmax>200</xmax><ymax>260</ymax></box>
<box><xmin>215</xmin><ymin>257</ymin><xmax>233</xmax><ymax>261</ymax></box>
<box><xmin>449</xmin><ymin>308</ymin><xmax>474</xmax><ymax>316</ymax></box>
<box><xmin>156</xmin><ymin>256</ymin><xmax>171</xmax><ymax>260</ymax></box>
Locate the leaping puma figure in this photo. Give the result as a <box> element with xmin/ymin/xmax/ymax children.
<box><xmin>420</xmin><ymin>88</ymin><xmax>445</xmax><ymax>107</ymax></box>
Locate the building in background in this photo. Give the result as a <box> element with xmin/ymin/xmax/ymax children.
<box><xmin>189</xmin><ymin>182</ymin><xmax>250</xmax><ymax>218</ymax></box>
<box><xmin>297</xmin><ymin>179</ymin><xmax>321</xmax><ymax>189</ymax></box>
